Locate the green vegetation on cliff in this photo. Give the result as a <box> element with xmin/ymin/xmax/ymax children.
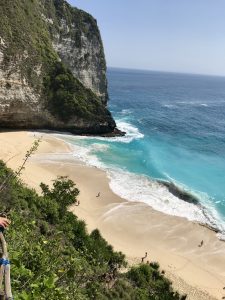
<box><xmin>0</xmin><ymin>0</ymin><xmax>57</xmax><ymax>88</ymax></box>
<box><xmin>0</xmin><ymin>161</ymin><xmax>186</xmax><ymax>299</ymax></box>
<box><xmin>44</xmin><ymin>62</ymin><xmax>111</xmax><ymax>122</ymax></box>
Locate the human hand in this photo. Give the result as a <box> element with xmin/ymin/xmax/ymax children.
<box><xmin>0</xmin><ymin>217</ymin><xmax>11</xmax><ymax>229</ymax></box>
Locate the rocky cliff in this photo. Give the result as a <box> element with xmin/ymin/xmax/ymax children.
<box><xmin>0</xmin><ymin>0</ymin><xmax>117</xmax><ymax>134</ymax></box>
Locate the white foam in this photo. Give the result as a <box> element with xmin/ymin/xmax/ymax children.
<box><xmin>217</xmin><ymin>233</ymin><xmax>225</xmax><ymax>241</ymax></box>
<box><xmin>71</xmin><ymin>143</ymin><xmax>106</xmax><ymax>169</ymax></box>
<box><xmin>86</xmin><ymin>120</ymin><xmax>144</xmax><ymax>143</ymax></box>
<box><xmin>163</xmin><ymin>104</ymin><xmax>176</xmax><ymax>108</ymax></box>
<box><xmin>163</xmin><ymin>102</ymin><xmax>209</xmax><ymax>108</ymax></box>
<box><xmin>110</xmin><ymin>120</ymin><xmax>144</xmax><ymax>143</ymax></box>
<box><xmin>28</xmin><ymin>131</ymin><xmax>107</xmax><ymax>168</ymax></box>
<box><xmin>120</xmin><ymin>109</ymin><xmax>133</xmax><ymax>115</ymax></box>
<box><xmin>176</xmin><ymin>101</ymin><xmax>209</xmax><ymax>107</ymax></box>
<box><xmin>108</xmin><ymin>169</ymin><xmax>209</xmax><ymax>223</ymax></box>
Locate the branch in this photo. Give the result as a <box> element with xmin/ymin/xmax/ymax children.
<box><xmin>0</xmin><ymin>139</ymin><xmax>41</xmax><ymax>193</ymax></box>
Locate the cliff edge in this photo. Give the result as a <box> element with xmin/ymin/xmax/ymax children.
<box><xmin>0</xmin><ymin>0</ymin><xmax>118</xmax><ymax>135</ymax></box>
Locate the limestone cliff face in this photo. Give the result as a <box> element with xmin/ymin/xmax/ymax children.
<box><xmin>0</xmin><ymin>39</ymin><xmax>42</xmax><ymax>128</ymax></box>
<box><xmin>50</xmin><ymin>1</ymin><xmax>108</xmax><ymax>104</ymax></box>
<box><xmin>0</xmin><ymin>0</ymin><xmax>116</xmax><ymax>134</ymax></box>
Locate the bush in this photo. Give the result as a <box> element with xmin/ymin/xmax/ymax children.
<box><xmin>0</xmin><ymin>161</ymin><xmax>185</xmax><ymax>299</ymax></box>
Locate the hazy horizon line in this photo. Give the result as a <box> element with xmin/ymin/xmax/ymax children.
<box><xmin>107</xmin><ymin>66</ymin><xmax>225</xmax><ymax>79</ymax></box>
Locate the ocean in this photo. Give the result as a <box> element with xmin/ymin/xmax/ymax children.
<box><xmin>58</xmin><ymin>67</ymin><xmax>225</xmax><ymax>238</ymax></box>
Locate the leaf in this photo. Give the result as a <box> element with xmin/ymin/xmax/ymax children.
<box><xmin>19</xmin><ymin>291</ymin><xmax>32</xmax><ymax>300</ymax></box>
<box><xmin>43</xmin><ymin>274</ymin><xmax>59</xmax><ymax>288</ymax></box>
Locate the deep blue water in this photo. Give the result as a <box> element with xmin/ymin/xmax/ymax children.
<box><xmin>61</xmin><ymin>68</ymin><xmax>225</xmax><ymax>235</ymax></box>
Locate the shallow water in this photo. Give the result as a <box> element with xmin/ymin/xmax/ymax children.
<box><xmin>58</xmin><ymin>68</ymin><xmax>225</xmax><ymax>236</ymax></box>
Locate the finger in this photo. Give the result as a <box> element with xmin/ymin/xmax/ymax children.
<box><xmin>1</xmin><ymin>218</ymin><xmax>10</xmax><ymax>225</ymax></box>
<box><xmin>4</xmin><ymin>218</ymin><xmax>10</xmax><ymax>225</ymax></box>
<box><xmin>0</xmin><ymin>220</ymin><xmax>9</xmax><ymax>228</ymax></box>
<box><xmin>0</xmin><ymin>222</ymin><xmax>6</xmax><ymax>228</ymax></box>
<box><xmin>1</xmin><ymin>221</ymin><xmax>7</xmax><ymax>227</ymax></box>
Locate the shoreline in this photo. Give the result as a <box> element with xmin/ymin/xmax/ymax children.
<box><xmin>0</xmin><ymin>131</ymin><xmax>224</xmax><ymax>300</ymax></box>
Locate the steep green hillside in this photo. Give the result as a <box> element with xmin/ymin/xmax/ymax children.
<box><xmin>0</xmin><ymin>161</ymin><xmax>186</xmax><ymax>299</ymax></box>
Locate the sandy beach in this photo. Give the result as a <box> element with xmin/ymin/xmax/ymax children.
<box><xmin>0</xmin><ymin>131</ymin><xmax>225</xmax><ymax>300</ymax></box>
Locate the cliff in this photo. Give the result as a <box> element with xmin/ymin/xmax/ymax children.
<box><xmin>0</xmin><ymin>0</ymin><xmax>117</xmax><ymax>134</ymax></box>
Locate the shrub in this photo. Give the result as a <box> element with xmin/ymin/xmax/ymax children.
<box><xmin>0</xmin><ymin>162</ymin><xmax>185</xmax><ymax>299</ymax></box>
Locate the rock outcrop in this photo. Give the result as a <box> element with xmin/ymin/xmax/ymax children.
<box><xmin>0</xmin><ymin>0</ymin><xmax>117</xmax><ymax>135</ymax></box>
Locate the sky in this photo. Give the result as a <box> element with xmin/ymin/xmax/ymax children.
<box><xmin>68</xmin><ymin>0</ymin><xmax>225</xmax><ymax>76</ymax></box>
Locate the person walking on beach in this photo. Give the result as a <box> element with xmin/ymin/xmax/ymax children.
<box><xmin>96</xmin><ymin>192</ymin><xmax>100</xmax><ymax>197</ymax></box>
<box><xmin>198</xmin><ymin>240</ymin><xmax>204</xmax><ymax>247</ymax></box>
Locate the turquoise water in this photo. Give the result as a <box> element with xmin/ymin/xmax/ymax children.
<box><xmin>60</xmin><ymin>68</ymin><xmax>225</xmax><ymax>236</ymax></box>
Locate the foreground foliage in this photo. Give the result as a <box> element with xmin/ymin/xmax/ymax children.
<box><xmin>0</xmin><ymin>161</ymin><xmax>186</xmax><ymax>299</ymax></box>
